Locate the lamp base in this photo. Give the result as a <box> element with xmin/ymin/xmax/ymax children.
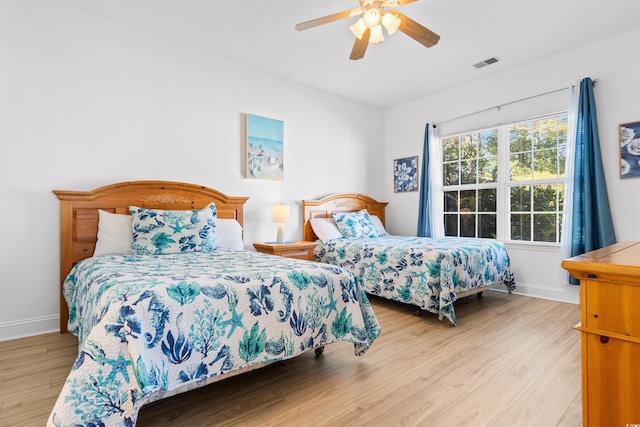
<box><xmin>276</xmin><ymin>223</ymin><xmax>285</xmax><ymax>244</ymax></box>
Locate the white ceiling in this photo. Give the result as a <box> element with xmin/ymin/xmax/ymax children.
<box><xmin>55</xmin><ymin>0</ymin><xmax>640</xmax><ymax>108</ymax></box>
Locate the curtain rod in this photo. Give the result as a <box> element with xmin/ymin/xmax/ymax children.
<box><xmin>433</xmin><ymin>78</ymin><xmax>598</xmax><ymax>128</ymax></box>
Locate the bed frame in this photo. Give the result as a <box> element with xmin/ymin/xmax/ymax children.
<box><xmin>53</xmin><ymin>180</ymin><xmax>249</xmax><ymax>333</ymax></box>
<box><xmin>302</xmin><ymin>193</ymin><xmax>388</xmax><ymax>242</ymax></box>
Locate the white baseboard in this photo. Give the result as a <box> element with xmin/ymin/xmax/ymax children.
<box><xmin>490</xmin><ymin>281</ymin><xmax>579</xmax><ymax>304</ymax></box>
<box><xmin>0</xmin><ymin>314</ymin><xmax>60</xmax><ymax>342</ymax></box>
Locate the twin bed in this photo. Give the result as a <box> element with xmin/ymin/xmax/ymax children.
<box><xmin>48</xmin><ymin>181</ymin><xmax>381</xmax><ymax>426</ymax></box>
<box><xmin>302</xmin><ymin>193</ymin><xmax>516</xmax><ymax>325</ymax></box>
<box><xmin>49</xmin><ymin>182</ymin><xmax>515</xmax><ymax>426</ymax></box>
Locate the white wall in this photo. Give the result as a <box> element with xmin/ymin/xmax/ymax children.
<box><xmin>2</xmin><ymin>1</ymin><xmax>638</xmax><ymax>341</ymax></box>
<box><xmin>0</xmin><ymin>1</ymin><xmax>385</xmax><ymax>340</ymax></box>
<box><xmin>384</xmin><ymin>27</ymin><xmax>640</xmax><ymax>304</ymax></box>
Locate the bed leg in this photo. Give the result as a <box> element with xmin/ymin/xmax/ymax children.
<box><xmin>476</xmin><ymin>291</ymin><xmax>484</xmax><ymax>298</ymax></box>
<box><xmin>315</xmin><ymin>346</ymin><xmax>325</xmax><ymax>357</ymax></box>
<box><xmin>414</xmin><ymin>309</ymin><xmax>423</xmax><ymax>317</ymax></box>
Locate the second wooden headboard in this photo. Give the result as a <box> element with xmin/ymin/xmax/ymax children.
<box><xmin>53</xmin><ymin>180</ymin><xmax>249</xmax><ymax>333</ymax></box>
<box><xmin>301</xmin><ymin>193</ymin><xmax>388</xmax><ymax>242</ymax></box>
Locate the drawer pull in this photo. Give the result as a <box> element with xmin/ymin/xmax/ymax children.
<box><xmin>586</xmin><ymin>273</ymin><xmax>597</xmax><ymax>279</ymax></box>
<box><xmin>599</xmin><ymin>336</ymin><xmax>609</xmax><ymax>344</ymax></box>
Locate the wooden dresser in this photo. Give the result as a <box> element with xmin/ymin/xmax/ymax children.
<box><xmin>561</xmin><ymin>241</ymin><xmax>640</xmax><ymax>427</ymax></box>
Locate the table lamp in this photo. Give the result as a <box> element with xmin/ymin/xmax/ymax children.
<box><xmin>272</xmin><ymin>203</ymin><xmax>291</xmax><ymax>243</ymax></box>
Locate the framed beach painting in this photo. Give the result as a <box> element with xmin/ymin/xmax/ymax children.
<box><xmin>620</xmin><ymin>120</ymin><xmax>640</xmax><ymax>178</ymax></box>
<box><xmin>245</xmin><ymin>113</ymin><xmax>284</xmax><ymax>181</ymax></box>
<box><xmin>394</xmin><ymin>156</ymin><xmax>419</xmax><ymax>192</ymax></box>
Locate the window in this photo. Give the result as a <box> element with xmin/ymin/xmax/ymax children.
<box><xmin>442</xmin><ymin>113</ymin><xmax>567</xmax><ymax>243</ymax></box>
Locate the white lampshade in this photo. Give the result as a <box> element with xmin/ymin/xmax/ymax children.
<box><xmin>272</xmin><ymin>203</ymin><xmax>290</xmax><ymax>223</ymax></box>
<box><xmin>362</xmin><ymin>8</ymin><xmax>381</xmax><ymax>28</ymax></box>
<box><xmin>382</xmin><ymin>12</ymin><xmax>401</xmax><ymax>35</ymax></box>
<box><xmin>349</xmin><ymin>18</ymin><xmax>368</xmax><ymax>39</ymax></box>
<box><xmin>369</xmin><ymin>25</ymin><xmax>384</xmax><ymax>43</ymax></box>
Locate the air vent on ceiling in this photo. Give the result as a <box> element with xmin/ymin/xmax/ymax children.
<box><xmin>473</xmin><ymin>57</ymin><xmax>500</xmax><ymax>69</ymax></box>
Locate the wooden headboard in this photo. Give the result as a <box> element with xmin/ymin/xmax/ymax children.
<box><xmin>301</xmin><ymin>193</ymin><xmax>389</xmax><ymax>242</ymax></box>
<box><xmin>53</xmin><ymin>180</ymin><xmax>249</xmax><ymax>333</ymax></box>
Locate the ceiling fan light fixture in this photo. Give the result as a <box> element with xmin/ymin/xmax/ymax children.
<box><xmin>349</xmin><ymin>18</ymin><xmax>368</xmax><ymax>39</ymax></box>
<box><xmin>295</xmin><ymin>0</ymin><xmax>441</xmax><ymax>60</ymax></box>
<box><xmin>369</xmin><ymin>24</ymin><xmax>384</xmax><ymax>43</ymax></box>
<box><xmin>381</xmin><ymin>12</ymin><xmax>401</xmax><ymax>35</ymax></box>
<box><xmin>362</xmin><ymin>8</ymin><xmax>381</xmax><ymax>28</ymax></box>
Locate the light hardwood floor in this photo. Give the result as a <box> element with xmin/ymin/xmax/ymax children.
<box><xmin>0</xmin><ymin>292</ymin><xmax>582</xmax><ymax>427</ymax></box>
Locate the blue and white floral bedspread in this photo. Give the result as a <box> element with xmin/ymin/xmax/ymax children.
<box><xmin>48</xmin><ymin>250</ymin><xmax>380</xmax><ymax>426</ymax></box>
<box><xmin>315</xmin><ymin>236</ymin><xmax>515</xmax><ymax>325</ymax></box>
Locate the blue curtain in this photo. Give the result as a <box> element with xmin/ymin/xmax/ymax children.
<box><xmin>569</xmin><ymin>78</ymin><xmax>616</xmax><ymax>281</ymax></box>
<box><xmin>417</xmin><ymin>123</ymin><xmax>431</xmax><ymax>237</ymax></box>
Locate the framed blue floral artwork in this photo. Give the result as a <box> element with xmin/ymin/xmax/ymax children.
<box><xmin>245</xmin><ymin>113</ymin><xmax>284</xmax><ymax>181</ymax></box>
<box><xmin>394</xmin><ymin>156</ymin><xmax>419</xmax><ymax>192</ymax></box>
<box><xmin>620</xmin><ymin>120</ymin><xmax>640</xmax><ymax>178</ymax></box>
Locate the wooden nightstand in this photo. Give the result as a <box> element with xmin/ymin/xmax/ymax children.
<box><xmin>253</xmin><ymin>241</ymin><xmax>317</xmax><ymax>261</ymax></box>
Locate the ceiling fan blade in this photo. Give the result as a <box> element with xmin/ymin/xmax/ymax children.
<box><xmin>349</xmin><ymin>28</ymin><xmax>370</xmax><ymax>60</ymax></box>
<box><xmin>396</xmin><ymin>12</ymin><xmax>440</xmax><ymax>48</ymax></box>
<box><xmin>295</xmin><ymin>9</ymin><xmax>356</xmax><ymax>31</ymax></box>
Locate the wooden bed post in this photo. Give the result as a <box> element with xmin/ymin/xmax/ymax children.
<box><xmin>58</xmin><ymin>199</ymin><xmax>73</xmax><ymax>333</ymax></box>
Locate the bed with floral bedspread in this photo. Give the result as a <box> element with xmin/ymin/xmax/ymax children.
<box><xmin>48</xmin><ymin>249</ymin><xmax>381</xmax><ymax>426</ymax></box>
<box><xmin>315</xmin><ymin>236</ymin><xmax>515</xmax><ymax>325</ymax></box>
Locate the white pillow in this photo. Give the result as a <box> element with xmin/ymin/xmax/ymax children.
<box><xmin>93</xmin><ymin>212</ymin><xmax>244</xmax><ymax>254</ymax></box>
<box><xmin>214</xmin><ymin>219</ymin><xmax>244</xmax><ymax>250</ymax></box>
<box><xmin>309</xmin><ymin>218</ymin><xmax>343</xmax><ymax>243</ymax></box>
<box><xmin>93</xmin><ymin>210</ymin><xmax>133</xmax><ymax>257</ymax></box>
<box><xmin>370</xmin><ymin>215</ymin><xmax>388</xmax><ymax>236</ymax></box>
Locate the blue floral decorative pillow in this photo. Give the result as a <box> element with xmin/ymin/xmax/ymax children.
<box><xmin>333</xmin><ymin>209</ymin><xmax>381</xmax><ymax>239</ymax></box>
<box><xmin>129</xmin><ymin>203</ymin><xmax>217</xmax><ymax>255</ymax></box>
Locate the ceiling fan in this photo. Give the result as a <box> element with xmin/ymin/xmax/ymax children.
<box><xmin>295</xmin><ymin>0</ymin><xmax>440</xmax><ymax>60</ymax></box>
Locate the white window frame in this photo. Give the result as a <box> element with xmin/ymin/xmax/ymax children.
<box><xmin>441</xmin><ymin>111</ymin><xmax>567</xmax><ymax>245</ymax></box>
